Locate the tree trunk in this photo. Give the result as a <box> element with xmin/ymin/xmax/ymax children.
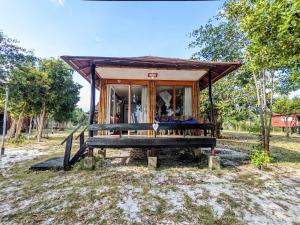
<box><xmin>36</xmin><ymin>102</ymin><xmax>46</xmax><ymax>142</ymax></box>
<box><xmin>284</xmin><ymin>117</ymin><xmax>290</xmax><ymax>138</ymax></box>
<box><xmin>253</xmin><ymin>71</ymin><xmax>266</xmax><ymax>149</ymax></box>
<box><xmin>253</xmin><ymin>70</ymin><xmax>273</xmax><ymax>156</ymax></box>
<box><xmin>27</xmin><ymin>117</ymin><xmax>33</xmax><ymax>140</ymax></box>
<box><xmin>264</xmin><ymin>71</ymin><xmax>274</xmax><ymax>155</ymax></box>
<box><xmin>14</xmin><ymin>110</ymin><xmax>25</xmax><ymax>140</ymax></box>
<box><xmin>7</xmin><ymin>119</ymin><xmax>17</xmax><ymax>139</ymax></box>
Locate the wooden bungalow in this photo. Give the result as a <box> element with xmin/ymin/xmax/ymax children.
<box><xmin>272</xmin><ymin>113</ymin><xmax>300</xmax><ymax>134</ymax></box>
<box><xmin>37</xmin><ymin>56</ymin><xmax>241</xmax><ymax>170</ymax></box>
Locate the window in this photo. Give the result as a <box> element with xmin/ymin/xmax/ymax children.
<box><xmin>156</xmin><ymin>86</ymin><xmax>192</xmax><ymax>120</ymax></box>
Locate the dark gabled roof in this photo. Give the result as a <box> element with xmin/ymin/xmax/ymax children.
<box><xmin>61</xmin><ymin>55</ymin><xmax>241</xmax><ymax>90</ymax></box>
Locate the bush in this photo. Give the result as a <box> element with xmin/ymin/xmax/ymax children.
<box><xmin>9</xmin><ymin>135</ymin><xmax>26</xmax><ymax>145</ymax></box>
<box><xmin>250</xmin><ymin>146</ymin><xmax>271</xmax><ymax>169</ymax></box>
<box><xmin>248</xmin><ymin>122</ymin><xmax>261</xmax><ymax>134</ymax></box>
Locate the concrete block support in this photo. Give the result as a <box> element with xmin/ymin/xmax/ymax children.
<box><xmin>84</xmin><ymin>156</ymin><xmax>96</xmax><ymax>170</ymax></box>
<box><xmin>148</xmin><ymin>157</ymin><xmax>158</xmax><ymax>170</ymax></box>
<box><xmin>209</xmin><ymin>155</ymin><xmax>221</xmax><ymax>170</ymax></box>
<box><xmin>193</xmin><ymin>148</ymin><xmax>202</xmax><ymax>159</ymax></box>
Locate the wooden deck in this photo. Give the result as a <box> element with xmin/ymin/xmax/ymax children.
<box><xmin>32</xmin><ymin>123</ymin><xmax>216</xmax><ymax>170</ymax></box>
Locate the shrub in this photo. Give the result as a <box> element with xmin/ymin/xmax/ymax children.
<box><xmin>250</xmin><ymin>146</ymin><xmax>271</xmax><ymax>169</ymax></box>
<box><xmin>9</xmin><ymin>135</ymin><xmax>26</xmax><ymax>145</ymax></box>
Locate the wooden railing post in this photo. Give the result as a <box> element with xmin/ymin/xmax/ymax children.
<box><xmin>79</xmin><ymin>132</ymin><xmax>84</xmax><ymax>148</ymax></box>
<box><xmin>63</xmin><ymin>136</ymin><xmax>73</xmax><ymax>169</ymax></box>
<box><xmin>89</xmin><ymin>63</ymin><xmax>96</xmax><ymax>137</ymax></box>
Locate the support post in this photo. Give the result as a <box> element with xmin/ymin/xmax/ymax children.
<box><xmin>208</xmin><ymin>70</ymin><xmax>214</xmax><ymax>137</ymax></box>
<box><xmin>88</xmin><ymin>63</ymin><xmax>96</xmax><ymax>158</ymax></box>
<box><xmin>89</xmin><ymin>63</ymin><xmax>96</xmax><ymax>137</ymax></box>
<box><xmin>1</xmin><ymin>85</ymin><xmax>9</xmax><ymax>156</ymax></box>
<box><xmin>128</xmin><ymin>85</ymin><xmax>131</xmax><ymax>136</ymax></box>
<box><xmin>208</xmin><ymin>70</ymin><xmax>216</xmax><ymax>156</ymax></box>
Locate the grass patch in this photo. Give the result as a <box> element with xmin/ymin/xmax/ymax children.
<box><xmin>218</xmin><ymin>130</ymin><xmax>300</xmax><ymax>166</ymax></box>
<box><xmin>234</xmin><ymin>173</ymin><xmax>264</xmax><ymax>188</ymax></box>
<box><xmin>217</xmin><ymin>193</ymin><xmax>240</xmax><ymax>209</ymax></box>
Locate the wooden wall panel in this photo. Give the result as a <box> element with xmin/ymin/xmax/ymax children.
<box><xmin>98</xmin><ymin>79</ymin><xmax>107</xmax><ymax>125</ymax></box>
<box><xmin>105</xmin><ymin>79</ymin><xmax>149</xmax><ymax>85</ymax></box>
<box><xmin>148</xmin><ymin>80</ymin><xmax>156</xmax><ymax>123</ymax></box>
<box><xmin>192</xmin><ymin>81</ymin><xmax>200</xmax><ymax>121</ymax></box>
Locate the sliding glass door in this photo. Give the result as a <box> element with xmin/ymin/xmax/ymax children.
<box><xmin>107</xmin><ymin>84</ymin><xmax>148</xmax><ymax>125</ymax></box>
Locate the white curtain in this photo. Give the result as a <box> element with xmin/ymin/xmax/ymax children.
<box><xmin>141</xmin><ymin>86</ymin><xmax>148</xmax><ymax>123</ymax></box>
<box><xmin>184</xmin><ymin>87</ymin><xmax>192</xmax><ymax>118</ymax></box>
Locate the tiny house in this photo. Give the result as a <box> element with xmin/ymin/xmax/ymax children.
<box><xmin>62</xmin><ymin>56</ymin><xmax>240</xmax><ymax>127</ymax></box>
<box><xmin>51</xmin><ymin>55</ymin><xmax>242</xmax><ymax>169</ymax></box>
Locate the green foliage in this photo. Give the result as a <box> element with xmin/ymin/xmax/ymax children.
<box><xmin>40</xmin><ymin>58</ymin><xmax>81</xmax><ymax>123</ymax></box>
<box><xmin>8</xmin><ymin>134</ymin><xmax>26</xmax><ymax>145</ymax></box>
<box><xmin>247</xmin><ymin>121</ymin><xmax>261</xmax><ymax>135</ymax></box>
<box><xmin>273</xmin><ymin>97</ymin><xmax>300</xmax><ymax>115</ymax></box>
<box><xmin>1</xmin><ymin>31</ymin><xmax>81</xmax><ymax>142</ymax></box>
<box><xmin>8</xmin><ymin>65</ymin><xmax>50</xmax><ymax>119</ymax></box>
<box><xmin>71</xmin><ymin>107</ymin><xmax>88</xmax><ymax>125</ymax></box>
<box><xmin>0</xmin><ymin>31</ymin><xmax>33</xmax><ymax>79</ymax></box>
<box><xmin>250</xmin><ymin>146</ymin><xmax>272</xmax><ymax>169</ymax></box>
<box><xmin>189</xmin><ymin>20</ymin><xmax>246</xmax><ymax>62</ymax></box>
<box><xmin>190</xmin><ymin>19</ymin><xmax>256</xmax><ymax>133</ymax></box>
<box><xmin>191</xmin><ymin>0</ymin><xmax>300</xmax><ymax>150</ymax></box>
<box><xmin>224</xmin><ymin>0</ymin><xmax>300</xmax><ymax>90</ymax></box>
<box><xmin>5</xmin><ymin>54</ymin><xmax>81</xmax><ymax>123</ymax></box>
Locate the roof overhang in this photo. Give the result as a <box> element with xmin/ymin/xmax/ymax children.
<box><xmin>61</xmin><ymin>55</ymin><xmax>241</xmax><ymax>90</ymax></box>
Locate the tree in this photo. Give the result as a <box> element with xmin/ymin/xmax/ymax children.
<box><xmin>0</xmin><ymin>31</ymin><xmax>33</xmax><ymax>79</ymax></box>
<box><xmin>71</xmin><ymin>107</ymin><xmax>88</xmax><ymax>126</ymax></box>
<box><xmin>189</xmin><ymin>19</ymin><xmax>256</xmax><ymax>137</ymax></box>
<box><xmin>273</xmin><ymin>97</ymin><xmax>300</xmax><ymax>137</ymax></box>
<box><xmin>8</xmin><ymin>65</ymin><xmax>49</xmax><ymax>140</ymax></box>
<box><xmin>7</xmin><ymin>58</ymin><xmax>81</xmax><ymax>142</ymax></box>
<box><xmin>1</xmin><ymin>31</ymin><xmax>81</xmax><ymax>142</ymax></box>
<box><xmin>35</xmin><ymin>58</ymin><xmax>81</xmax><ymax>141</ymax></box>
<box><xmin>223</xmin><ymin>0</ymin><xmax>300</xmax><ymax>154</ymax></box>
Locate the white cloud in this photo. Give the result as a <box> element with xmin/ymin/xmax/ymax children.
<box><xmin>50</xmin><ymin>0</ymin><xmax>66</xmax><ymax>6</ymax></box>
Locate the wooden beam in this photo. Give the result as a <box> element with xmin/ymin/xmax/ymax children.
<box><xmin>156</xmin><ymin>80</ymin><xmax>194</xmax><ymax>86</ymax></box>
<box><xmin>89</xmin><ymin>123</ymin><xmax>215</xmax><ymax>131</ymax></box>
<box><xmin>89</xmin><ymin>63</ymin><xmax>96</xmax><ymax>138</ymax></box>
<box><xmin>106</xmin><ymin>79</ymin><xmax>149</xmax><ymax>85</ymax></box>
<box><xmin>86</xmin><ymin>136</ymin><xmax>216</xmax><ymax>149</ymax></box>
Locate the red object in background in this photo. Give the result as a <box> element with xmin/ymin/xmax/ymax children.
<box><xmin>271</xmin><ymin>113</ymin><xmax>300</xmax><ymax>128</ymax></box>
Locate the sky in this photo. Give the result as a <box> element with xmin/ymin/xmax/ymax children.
<box><xmin>1</xmin><ymin>0</ymin><xmax>231</xmax><ymax>111</ymax></box>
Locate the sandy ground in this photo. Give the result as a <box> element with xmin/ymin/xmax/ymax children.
<box><xmin>0</xmin><ymin>139</ymin><xmax>299</xmax><ymax>225</ymax></box>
